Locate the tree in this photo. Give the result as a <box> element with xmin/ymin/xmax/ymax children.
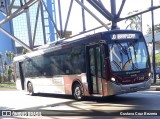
<box><xmin>5</xmin><ymin>51</ymin><xmax>10</xmax><ymax>64</ymax></box>
<box><xmin>11</xmin><ymin>52</ymin><xmax>15</xmax><ymax>61</ymax></box>
<box><xmin>146</xmin><ymin>24</ymin><xmax>160</xmax><ymax>34</ymax></box>
<box><xmin>5</xmin><ymin>51</ymin><xmax>9</xmax><ymax>59</ymax></box>
<box><xmin>6</xmin><ymin>66</ymin><xmax>13</xmax><ymax>82</ymax></box>
<box><xmin>125</xmin><ymin>11</ymin><xmax>142</xmax><ymax>31</ymax></box>
<box><xmin>6</xmin><ymin>66</ymin><xmax>13</xmax><ymax>81</ymax></box>
<box><xmin>0</xmin><ymin>74</ymin><xmax>2</xmax><ymax>83</ymax></box>
<box><xmin>3</xmin><ymin>60</ymin><xmax>7</xmax><ymax>72</ymax></box>
<box><xmin>5</xmin><ymin>51</ymin><xmax>15</xmax><ymax>66</ymax></box>
<box><xmin>22</xmin><ymin>48</ymin><xmax>27</xmax><ymax>54</ymax></box>
<box><xmin>0</xmin><ymin>52</ymin><xmax>4</xmax><ymax>83</ymax></box>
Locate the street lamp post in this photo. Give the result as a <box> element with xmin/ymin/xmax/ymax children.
<box><xmin>151</xmin><ymin>0</ymin><xmax>156</xmax><ymax>83</ymax></box>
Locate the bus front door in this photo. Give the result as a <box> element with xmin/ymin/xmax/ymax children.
<box><xmin>19</xmin><ymin>62</ymin><xmax>25</xmax><ymax>90</ymax></box>
<box><xmin>87</xmin><ymin>45</ymin><xmax>103</xmax><ymax>94</ymax></box>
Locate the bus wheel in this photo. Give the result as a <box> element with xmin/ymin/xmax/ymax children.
<box><xmin>27</xmin><ymin>82</ymin><xmax>34</xmax><ymax>96</ymax></box>
<box><xmin>73</xmin><ymin>83</ymin><xmax>83</xmax><ymax>100</ymax></box>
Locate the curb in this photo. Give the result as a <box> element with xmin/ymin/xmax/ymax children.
<box><xmin>155</xmin><ymin>87</ymin><xmax>160</xmax><ymax>91</ymax></box>
<box><xmin>0</xmin><ymin>86</ymin><xmax>16</xmax><ymax>90</ymax></box>
<box><xmin>147</xmin><ymin>86</ymin><xmax>160</xmax><ymax>91</ymax></box>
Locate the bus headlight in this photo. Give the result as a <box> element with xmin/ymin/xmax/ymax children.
<box><xmin>148</xmin><ymin>73</ymin><xmax>151</xmax><ymax>77</ymax></box>
<box><xmin>111</xmin><ymin>77</ymin><xmax>116</xmax><ymax>82</ymax></box>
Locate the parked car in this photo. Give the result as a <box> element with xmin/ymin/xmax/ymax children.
<box><xmin>151</xmin><ymin>66</ymin><xmax>160</xmax><ymax>79</ymax></box>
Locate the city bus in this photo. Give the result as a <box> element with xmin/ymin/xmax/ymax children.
<box><xmin>13</xmin><ymin>30</ymin><xmax>151</xmax><ymax>100</ymax></box>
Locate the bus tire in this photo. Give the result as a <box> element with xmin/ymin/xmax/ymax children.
<box><xmin>72</xmin><ymin>83</ymin><xmax>83</xmax><ymax>100</ymax></box>
<box><xmin>27</xmin><ymin>82</ymin><xmax>34</xmax><ymax>96</ymax></box>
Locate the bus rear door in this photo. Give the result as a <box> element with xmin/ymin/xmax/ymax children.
<box><xmin>86</xmin><ymin>45</ymin><xmax>103</xmax><ymax>95</ymax></box>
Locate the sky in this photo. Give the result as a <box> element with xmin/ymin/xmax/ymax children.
<box><xmin>55</xmin><ymin>0</ymin><xmax>160</xmax><ymax>35</ymax></box>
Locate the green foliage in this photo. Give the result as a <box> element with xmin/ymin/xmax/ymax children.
<box><xmin>0</xmin><ymin>51</ymin><xmax>15</xmax><ymax>82</ymax></box>
<box><xmin>125</xmin><ymin>11</ymin><xmax>142</xmax><ymax>31</ymax></box>
<box><xmin>5</xmin><ymin>66</ymin><xmax>13</xmax><ymax>82</ymax></box>
<box><xmin>155</xmin><ymin>53</ymin><xmax>160</xmax><ymax>65</ymax></box>
<box><xmin>5</xmin><ymin>51</ymin><xmax>15</xmax><ymax>64</ymax></box>
<box><xmin>146</xmin><ymin>24</ymin><xmax>160</xmax><ymax>34</ymax></box>
<box><xmin>22</xmin><ymin>48</ymin><xmax>27</xmax><ymax>54</ymax></box>
<box><xmin>0</xmin><ymin>82</ymin><xmax>16</xmax><ymax>88</ymax></box>
<box><xmin>3</xmin><ymin>60</ymin><xmax>7</xmax><ymax>76</ymax></box>
<box><xmin>0</xmin><ymin>74</ymin><xmax>1</xmax><ymax>83</ymax></box>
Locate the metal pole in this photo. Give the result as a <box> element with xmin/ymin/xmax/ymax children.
<box><xmin>117</xmin><ymin>4</ymin><xmax>160</xmax><ymax>22</ymax></box>
<box><xmin>4</xmin><ymin>0</ymin><xmax>9</xmax><ymax>16</ymax></box>
<box><xmin>151</xmin><ymin>0</ymin><xmax>156</xmax><ymax>83</ymax></box>
<box><xmin>41</xmin><ymin>0</ymin><xmax>61</xmax><ymax>38</ymax></box>
<box><xmin>0</xmin><ymin>0</ymin><xmax>39</xmax><ymax>26</ymax></box>
<box><xmin>117</xmin><ymin>0</ymin><xmax>126</xmax><ymax>18</ymax></box>
<box><xmin>0</xmin><ymin>27</ymin><xmax>32</xmax><ymax>52</ymax></box>
<box><xmin>141</xmin><ymin>14</ymin><xmax>143</xmax><ymax>32</ymax></box>
<box><xmin>81</xmin><ymin>0</ymin><xmax>86</xmax><ymax>31</ymax></box>
<box><xmin>40</xmin><ymin>1</ymin><xmax>47</xmax><ymax>44</ymax></box>
<box><xmin>32</xmin><ymin>1</ymin><xmax>41</xmax><ymax>46</ymax></box>
<box><xmin>25</xmin><ymin>9</ymin><xmax>33</xmax><ymax>49</ymax></box>
<box><xmin>58</xmin><ymin>0</ymin><xmax>63</xmax><ymax>37</ymax></box>
<box><xmin>110</xmin><ymin>0</ymin><xmax>118</xmax><ymax>30</ymax></box>
<box><xmin>8</xmin><ymin>0</ymin><xmax>15</xmax><ymax>15</ymax></box>
<box><xmin>64</xmin><ymin>0</ymin><xmax>73</xmax><ymax>33</ymax></box>
<box><xmin>87</xmin><ymin>0</ymin><xmax>113</xmax><ymax>21</ymax></box>
<box><xmin>74</xmin><ymin>0</ymin><xmax>109</xmax><ymax>30</ymax></box>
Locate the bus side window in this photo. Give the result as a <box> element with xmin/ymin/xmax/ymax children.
<box><xmin>24</xmin><ymin>59</ymin><xmax>32</xmax><ymax>77</ymax></box>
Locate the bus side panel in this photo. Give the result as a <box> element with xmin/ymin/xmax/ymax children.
<box><xmin>16</xmin><ymin>79</ymin><xmax>22</xmax><ymax>90</ymax></box>
<box><xmin>63</xmin><ymin>74</ymin><xmax>90</xmax><ymax>96</ymax></box>
<box><xmin>101</xmin><ymin>79</ymin><xmax>108</xmax><ymax>96</ymax></box>
<box><xmin>25</xmin><ymin>77</ymin><xmax>66</xmax><ymax>94</ymax></box>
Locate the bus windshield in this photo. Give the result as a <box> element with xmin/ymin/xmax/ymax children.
<box><xmin>108</xmin><ymin>40</ymin><xmax>149</xmax><ymax>72</ymax></box>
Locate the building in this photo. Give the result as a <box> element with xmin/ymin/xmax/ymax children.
<box><xmin>144</xmin><ymin>32</ymin><xmax>160</xmax><ymax>54</ymax></box>
<box><xmin>0</xmin><ymin>0</ymin><xmax>56</xmax><ymax>74</ymax></box>
<box><xmin>0</xmin><ymin>8</ymin><xmax>15</xmax><ymax>61</ymax></box>
<box><xmin>12</xmin><ymin>0</ymin><xmax>56</xmax><ymax>54</ymax></box>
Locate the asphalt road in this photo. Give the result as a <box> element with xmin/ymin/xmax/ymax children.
<box><xmin>0</xmin><ymin>90</ymin><xmax>160</xmax><ymax>119</ymax></box>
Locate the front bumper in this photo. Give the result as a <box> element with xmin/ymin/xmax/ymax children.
<box><xmin>107</xmin><ymin>78</ymin><xmax>151</xmax><ymax>96</ymax></box>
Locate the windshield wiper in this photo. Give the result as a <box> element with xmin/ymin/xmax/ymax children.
<box><xmin>115</xmin><ymin>41</ymin><xmax>127</xmax><ymax>55</ymax></box>
<box><xmin>116</xmin><ymin>41</ymin><xmax>138</xmax><ymax>71</ymax></box>
<box><xmin>112</xmin><ymin>60</ymin><xmax>122</xmax><ymax>71</ymax></box>
<box><xmin>115</xmin><ymin>41</ymin><xmax>130</xmax><ymax>64</ymax></box>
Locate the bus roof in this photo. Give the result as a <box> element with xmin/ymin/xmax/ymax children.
<box><xmin>13</xmin><ymin>30</ymin><xmax>143</xmax><ymax>62</ymax></box>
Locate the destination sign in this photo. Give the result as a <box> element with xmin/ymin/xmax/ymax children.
<box><xmin>111</xmin><ymin>34</ymin><xmax>137</xmax><ymax>40</ymax></box>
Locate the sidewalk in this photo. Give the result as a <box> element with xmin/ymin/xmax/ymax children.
<box><xmin>149</xmin><ymin>78</ymin><xmax>160</xmax><ymax>91</ymax></box>
<box><xmin>148</xmin><ymin>85</ymin><xmax>160</xmax><ymax>91</ymax></box>
<box><xmin>0</xmin><ymin>86</ymin><xmax>16</xmax><ymax>90</ymax></box>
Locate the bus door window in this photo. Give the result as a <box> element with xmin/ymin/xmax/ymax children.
<box><xmin>101</xmin><ymin>44</ymin><xmax>108</xmax><ymax>79</ymax></box>
<box><xmin>89</xmin><ymin>48</ymin><xmax>97</xmax><ymax>94</ymax></box>
<box><xmin>95</xmin><ymin>47</ymin><xmax>103</xmax><ymax>93</ymax></box>
<box><xmin>87</xmin><ymin>46</ymin><xmax>102</xmax><ymax>94</ymax></box>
